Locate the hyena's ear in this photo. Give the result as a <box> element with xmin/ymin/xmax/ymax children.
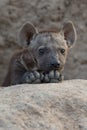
<box><xmin>18</xmin><ymin>22</ymin><xmax>38</xmax><ymax>47</ymax></box>
<box><xmin>62</xmin><ymin>21</ymin><xmax>77</xmax><ymax>48</ymax></box>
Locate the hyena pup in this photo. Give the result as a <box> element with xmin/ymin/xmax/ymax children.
<box><xmin>2</xmin><ymin>21</ymin><xmax>76</xmax><ymax>86</ymax></box>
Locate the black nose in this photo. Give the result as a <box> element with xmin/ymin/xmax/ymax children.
<box><xmin>50</xmin><ymin>61</ymin><xmax>60</xmax><ymax>69</ymax></box>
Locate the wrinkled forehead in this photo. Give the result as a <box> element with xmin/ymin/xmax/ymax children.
<box><xmin>30</xmin><ymin>32</ymin><xmax>67</xmax><ymax>48</ymax></box>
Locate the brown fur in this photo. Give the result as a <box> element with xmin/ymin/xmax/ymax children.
<box><xmin>2</xmin><ymin>21</ymin><xmax>76</xmax><ymax>86</ymax></box>
<box><xmin>2</xmin><ymin>49</ymin><xmax>36</xmax><ymax>86</ymax></box>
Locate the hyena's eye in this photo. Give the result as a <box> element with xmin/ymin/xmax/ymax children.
<box><xmin>38</xmin><ymin>48</ymin><xmax>45</xmax><ymax>55</ymax></box>
<box><xmin>38</xmin><ymin>47</ymin><xmax>49</xmax><ymax>56</ymax></box>
<box><xmin>60</xmin><ymin>48</ymin><xmax>65</xmax><ymax>55</ymax></box>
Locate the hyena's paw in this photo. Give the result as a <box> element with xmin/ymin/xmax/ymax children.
<box><xmin>43</xmin><ymin>70</ymin><xmax>64</xmax><ymax>83</ymax></box>
<box><xmin>22</xmin><ymin>71</ymin><xmax>44</xmax><ymax>83</ymax></box>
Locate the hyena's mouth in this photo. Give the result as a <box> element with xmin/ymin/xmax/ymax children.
<box><xmin>37</xmin><ymin>63</ymin><xmax>64</xmax><ymax>74</ymax></box>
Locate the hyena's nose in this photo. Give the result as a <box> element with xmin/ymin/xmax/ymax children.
<box><xmin>50</xmin><ymin>60</ymin><xmax>60</xmax><ymax>69</ymax></box>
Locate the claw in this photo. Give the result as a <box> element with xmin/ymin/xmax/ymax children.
<box><xmin>44</xmin><ymin>74</ymin><xmax>50</xmax><ymax>83</ymax></box>
<box><xmin>50</xmin><ymin>79</ymin><xmax>59</xmax><ymax>83</ymax></box>
<box><xmin>34</xmin><ymin>79</ymin><xmax>41</xmax><ymax>83</ymax></box>
<box><xmin>25</xmin><ymin>76</ymin><xmax>32</xmax><ymax>83</ymax></box>
<box><xmin>33</xmin><ymin>71</ymin><xmax>40</xmax><ymax>79</ymax></box>
<box><xmin>40</xmin><ymin>73</ymin><xmax>44</xmax><ymax>81</ymax></box>
<box><xmin>49</xmin><ymin>70</ymin><xmax>54</xmax><ymax>79</ymax></box>
<box><xmin>29</xmin><ymin>73</ymin><xmax>36</xmax><ymax>81</ymax></box>
<box><xmin>54</xmin><ymin>71</ymin><xmax>60</xmax><ymax>80</ymax></box>
<box><xmin>59</xmin><ymin>74</ymin><xmax>64</xmax><ymax>81</ymax></box>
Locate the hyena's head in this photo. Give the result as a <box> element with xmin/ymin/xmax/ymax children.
<box><xmin>18</xmin><ymin>21</ymin><xmax>76</xmax><ymax>73</ymax></box>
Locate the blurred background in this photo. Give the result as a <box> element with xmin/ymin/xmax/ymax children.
<box><xmin>0</xmin><ymin>0</ymin><xmax>87</xmax><ymax>85</ymax></box>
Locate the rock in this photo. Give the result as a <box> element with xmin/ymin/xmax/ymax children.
<box><xmin>0</xmin><ymin>35</ymin><xmax>5</xmax><ymax>46</ymax></box>
<box><xmin>0</xmin><ymin>0</ymin><xmax>8</xmax><ymax>7</ymax></box>
<box><xmin>0</xmin><ymin>79</ymin><xmax>87</xmax><ymax>130</ymax></box>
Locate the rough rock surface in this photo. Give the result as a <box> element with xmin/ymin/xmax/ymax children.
<box><xmin>0</xmin><ymin>0</ymin><xmax>87</xmax><ymax>85</ymax></box>
<box><xmin>0</xmin><ymin>79</ymin><xmax>87</xmax><ymax>130</ymax></box>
